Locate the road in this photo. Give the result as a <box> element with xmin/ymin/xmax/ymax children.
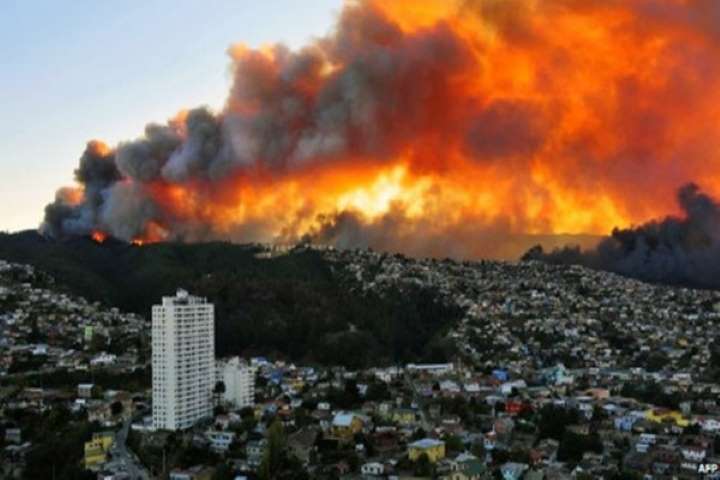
<box><xmin>109</xmin><ymin>417</ymin><xmax>149</xmax><ymax>480</ymax></box>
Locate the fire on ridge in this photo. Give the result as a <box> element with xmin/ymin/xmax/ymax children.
<box><xmin>41</xmin><ymin>0</ymin><xmax>720</xmax><ymax>260</ymax></box>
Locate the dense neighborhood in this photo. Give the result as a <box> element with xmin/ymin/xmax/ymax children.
<box><xmin>2</xmin><ymin>246</ymin><xmax>720</xmax><ymax>479</ymax></box>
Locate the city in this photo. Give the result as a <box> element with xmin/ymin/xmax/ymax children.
<box><xmin>2</xmin><ymin>246</ymin><xmax>720</xmax><ymax>479</ymax></box>
<box><xmin>3</xmin><ymin>0</ymin><xmax>720</xmax><ymax>479</ymax></box>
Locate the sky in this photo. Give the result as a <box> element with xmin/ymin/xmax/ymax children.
<box><xmin>0</xmin><ymin>0</ymin><xmax>342</xmax><ymax>232</ymax></box>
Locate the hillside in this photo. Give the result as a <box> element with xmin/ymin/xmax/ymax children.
<box><xmin>0</xmin><ymin>231</ymin><xmax>463</xmax><ymax>368</ymax></box>
<box><xmin>3</xmin><ymin>231</ymin><xmax>720</xmax><ymax>377</ymax></box>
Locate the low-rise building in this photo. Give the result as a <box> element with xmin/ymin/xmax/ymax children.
<box><xmin>408</xmin><ymin>438</ymin><xmax>446</xmax><ymax>463</ymax></box>
<box><xmin>84</xmin><ymin>432</ymin><xmax>114</xmax><ymax>470</ymax></box>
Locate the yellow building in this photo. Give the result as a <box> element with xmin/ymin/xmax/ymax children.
<box><xmin>288</xmin><ymin>377</ymin><xmax>305</xmax><ymax>392</ymax></box>
<box><xmin>391</xmin><ymin>408</ymin><xmax>417</xmax><ymax>426</ymax></box>
<box><xmin>408</xmin><ymin>438</ymin><xmax>446</xmax><ymax>463</ymax></box>
<box><xmin>84</xmin><ymin>432</ymin><xmax>113</xmax><ymax>470</ymax></box>
<box><xmin>331</xmin><ymin>412</ymin><xmax>363</xmax><ymax>440</ymax></box>
<box><xmin>644</xmin><ymin>409</ymin><xmax>690</xmax><ymax>427</ymax></box>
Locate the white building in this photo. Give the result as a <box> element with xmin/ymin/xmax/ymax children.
<box><xmin>406</xmin><ymin>363</ymin><xmax>454</xmax><ymax>375</ymax></box>
<box><xmin>152</xmin><ymin>289</ymin><xmax>215</xmax><ymax>431</ymax></box>
<box><xmin>361</xmin><ymin>462</ymin><xmax>384</xmax><ymax>476</ymax></box>
<box><xmin>205</xmin><ymin>430</ymin><xmax>236</xmax><ymax>453</ymax></box>
<box><xmin>216</xmin><ymin>357</ymin><xmax>256</xmax><ymax>409</ymax></box>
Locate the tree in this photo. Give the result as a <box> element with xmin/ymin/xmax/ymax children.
<box><xmin>592</xmin><ymin>404</ymin><xmax>608</xmax><ymax>422</ymax></box>
<box><xmin>414</xmin><ymin>453</ymin><xmax>433</xmax><ymax>477</ymax></box>
<box><xmin>212</xmin><ymin>463</ymin><xmax>235</xmax><ymax>480</ymax></box>
<box><xmin>213</xmin><ymin>381</ymin><xmax>226</xmax><ymax>407</ymax></box>
<box><xmin>259</xmin><ymin>420</ymin><xmax>287</xmax><ymax>480</ymax></box>
<box><xmin>611</xmin><ymin>472</ymin><xmax>642</xmax><ymax>480</ymax></box>
<box><xmin>410</xmin><ymin>428</ymin><xmax>427</xmax><ymax>441</ymax></box>
<box><xmin>366</xmin><ymin>380</ymin><xmax>391</xmax><ymax>401</ymax></box>
<box><xmin>89</xmin><ymin>334</ymin><xmax>108</xmax><ymax>353</ymax></box>
<box><xmin>443</xmin><ymin>434</ymin><xmax>464</xmax><ymax>453</ymax></box>
<box><xmin>110</xmin><ymin>401</ymin><xmax>123</xmax><ymax>417</ymax></box>
<box><xmin>557</xmin><ymin>432</ymin><xmax>603</xmax><ymax>463</ymax></box>
<box><xmin>537</xmin><ymin>405</ymin><xmax>579</xmax><ymax>440</ymax></box>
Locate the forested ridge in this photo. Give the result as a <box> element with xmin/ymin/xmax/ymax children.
<box><xmin>0</xmin><ymin>231</ymin><xmax>462</xmax><ymax>367</ymax></box>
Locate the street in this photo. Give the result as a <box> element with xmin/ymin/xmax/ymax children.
<box><xmin>108</xmin><ymin>418</ymin><xmax>149</xmax><ymax>480</ymax></box>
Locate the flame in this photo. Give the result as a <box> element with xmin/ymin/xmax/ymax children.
<box><xmin>91</xmin><ymin>231</ymin><xmax>107</xmax><ymax>243</ymax></box>
<box><xmin>46</xmin><ymin>0</ymin><xmax>720</xmax><ymax>259</ymax></box>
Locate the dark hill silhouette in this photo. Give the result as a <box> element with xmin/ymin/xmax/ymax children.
<box><xmin>0</xmin><ymin>231</ymin><xmax>461</xmax><ymax>367</ymax></box>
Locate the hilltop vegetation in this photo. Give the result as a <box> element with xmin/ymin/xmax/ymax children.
<box><xmin>0</xmin><ymin>231</ymin><xmax>462</xmax><ymax>367</ymax></box>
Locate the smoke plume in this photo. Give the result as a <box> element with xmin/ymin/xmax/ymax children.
<box><xmin>41</xmin><ymin>0</ymin><xmax>720</xmax><ymax>262</ymax></box>
<box><xmin>523</xmin><ymin>184</ymin><xmax>720</xmax><ymax>288</ymax></box>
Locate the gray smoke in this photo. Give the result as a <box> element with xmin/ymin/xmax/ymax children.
<box><xmin>523</xmin><ymin>184</ymin><xmax>720</xmax><ymax>288</ymax></box>
<box><xmin>39</xmin><ymin>3</ymin><xmax>475</xmax><ymax>243</ymax></box>
<box><xmin>116</xmin><ymin>124</ymin><xmax>181</xmax><ymax>182</ymax></box>
<box><xmin>42</xmin><ymin>141</ymin><xmax>119</xmax><ymax>238</ymax></box>
<box><xmin>38</xmin><ymin>0</ymin><xmax>720</xmax><ymax>272</ymax></box>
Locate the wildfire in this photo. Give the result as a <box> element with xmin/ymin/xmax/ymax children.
<box><xmin>42</xmin><ymin>0</ymin><xmax>720</xmax><ymax>260</ymax></box>
<box><xmin>91</xmin><ymin>231</ymin><xmax>107</xmax><ymax>244</ymax></box>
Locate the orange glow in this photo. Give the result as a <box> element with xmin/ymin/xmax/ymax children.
<box><xmin>56</xmin><ymin>0</ymin><xmax>720</xmax><ymax>259</ymax></box>
<box><xmin>91</xmin><ymin>231</ymin><xmax>107</xmax><ymax>243</ymax></box>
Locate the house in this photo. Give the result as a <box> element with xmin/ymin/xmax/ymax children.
<box><xmin>96</xmin><ymin>471</ymin><xmax>124</xmax><ymax>480</ymax></box>
<box><xmin>543</xmin><ymin>364</ymin><xmax>573</xmax><ymax>385</ymax></box>
<box><xmin>523</xmin><ymin>471</ymin><xmax>544</xmax><ymax>480</ymax></box>
<box><xmin>406</xmin><ymin>363</ymin><xmax>454</xmax><ymax>375</ymax></box>
<box><xmin>644</xmin><ymin>408</ymin><xmax>690</xmax><ymax>427</ymax></box>
<box><xmin>90</xmin><ymin>352</ymin><xmax>117</xmax><ymax>366</ymax></box>
<box><xmin>500</xmin><ymin>380</ymin><xmax>526</xmax><ymax>395</ymax></box>
<box><xmin>84</xmin><ymin>432</ymin><xmax>114</xmax><ymax>470</ymax></box>
<box><xmin>699</xmin><ymin>417</ymin><xmax>720</xmax><ymax>432</ymax></box>
<box><xmin>168</xmin><ymin>466</ymin><xmax>215</xmax><ymax>480</ymax></box>
<box><xmin>680</xmin><ymin>445</ymin><xmax>707</xmax><ymax>463</ymax></box>
<box><xmin>614</xmin><ymin>415</ymin><xmax>638</xmax><ymax>432</ymax></box>
<box><xmin>492</xmin><ymin>369</ymin><xmax>509</xmax><ymax>382</ymax></box>
<box><xmin>78</xmin><ymin>383</ymin><xmax>95</xmax><ymax>399</ymax></box>
<box><xmin>464</xmin><ymin>383</ymin><xmax>481</xmax><ymax>394</ymax></box>
<box><xmin>567</xmin><ymin>424</ymin><xmax>590</xmax><ymax>436</ymax></box>
<box><xmin>391</xmin><ymin>408</ymin><xmax>417</xmax><ymax>426</ymax></box>
<box><xmin>87</xmin><ymin>402</ymin><xmax>114</xmax><ymax>425</ymax></box>
<box><xmin>499</xmin><ymin>462</ymin><xmax>527</xmax><ymax>480</ymax></box>
<box><xmin>5</xmin><ymin>428</ymin><xmax>21</xmax><ymax>444</ymax></box>
<box><xmin>371</xmin><ymin>429</ymin><xmax>400</xmax><ymax>453</ymax></box>
<box><xmin>331</xmin><ymin>412</ymin><xmax>363</xmax><ymax>440</ymax></box>
<box><xmin>408</xmin><ymin>438</ymin><xmax>446</xmax><ymax>463</ymax></box>
<box><xmin>361</xmin><ymin>461</ymin><xmax>384</xmax><ymax>476</ymax></box>
<box><xmin>246</xmin><ymin>439</ymin><xmax>267</xmax><ymax>469</ymax></box>
<box><xmin>483</xmin><ymin>431</ymin><xmax>498</xmax><ymax>451</ymax></box>
<box><xmin>440</xmin><ymin>380</ymin><xmax>462</xmax><ymax>395</ymax></box>
<box><xmin>205</xmin><ymin>430</ymin><xmax>235</xmax><ymax>453</ymax></box>
<box><xmin>505</xmin><ymin>400</ymin><xmax>528</xmax><ymax>416</ymax></box>
<box><xmin>445</xmin><ymin>454</ymin><xmax>489</xmax><ymax>480</ymax></box>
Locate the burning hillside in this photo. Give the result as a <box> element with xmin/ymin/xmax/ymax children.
<box><xmin>42</xmin><ymin>0</ymin><xmax>720</xmax><ymax>261</ymax></box>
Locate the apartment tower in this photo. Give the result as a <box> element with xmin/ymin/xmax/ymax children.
<box><xmin>152</xmin><ymin>289</ymin><xmax>215</xmax><ymax>430</ymax></box>
<box><xmin>216</xmin><ymin>357</ymin><xmax>256</xmax><ymax>408</ymax></box>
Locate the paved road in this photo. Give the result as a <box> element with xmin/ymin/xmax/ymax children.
<box><xmin>110</xmin><ymin>418</ymin><xmax>149</xmax><ymax>480</ymax></box>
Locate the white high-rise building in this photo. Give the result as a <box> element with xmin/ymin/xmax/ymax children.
<box><xmin>152</xmin><ymin>289</ymin><xmax>215</xmax><ymax>431</ymax></box>
<box><xmin>216</xmin><ymin>357</ymin><xmax>256</xmax><ymax>408</ymax></box>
